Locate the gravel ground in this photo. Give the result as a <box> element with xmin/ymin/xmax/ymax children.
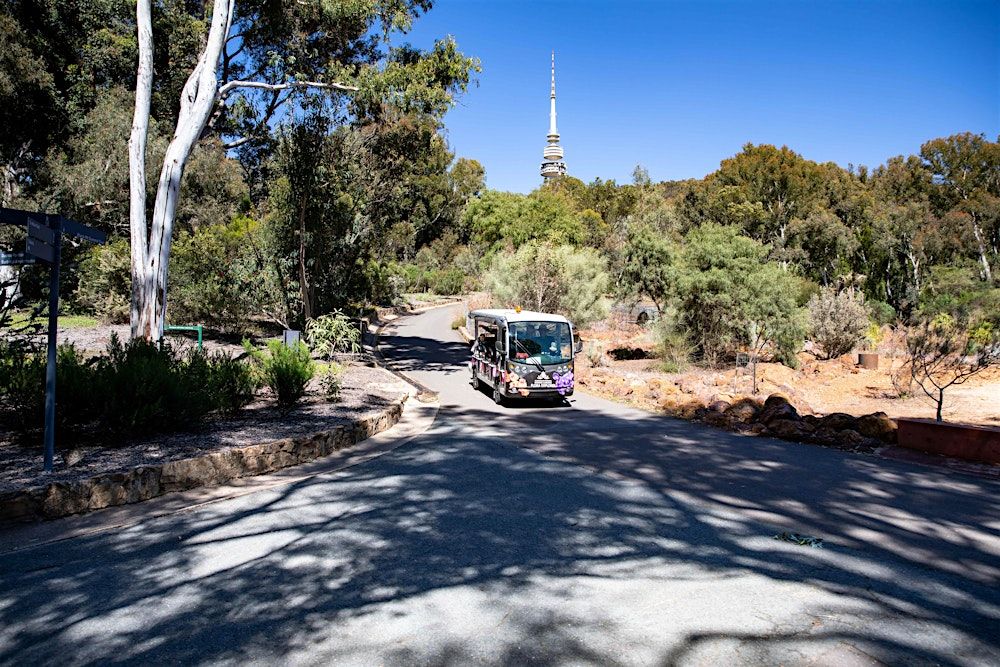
<box><xmin>41</xmin><ymin>324</ymin><xmax>247</xmax><ymax>356</ymax></box>
<box><xmin>0</xmin><ymin>363</ymin><xmax>410</xmax><ymax>494</ymax></box>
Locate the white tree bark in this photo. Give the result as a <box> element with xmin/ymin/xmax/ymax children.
<box><xmin>128</xmin><ymin>0</ymin><xmax>154</xmax><ymax>338</ymax></box>
<box><xmin>134</xmin><ymin>0</ymin><xmax>234</xmax><ymax>340</ymax></box>
<box><xmin>128</xmin><ymin>0</ymin><xmax>358</xmax><ymax>339</ymax></box>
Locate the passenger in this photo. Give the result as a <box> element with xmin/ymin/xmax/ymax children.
<box><xmin>485</xmin><ymin>334</ymin><xmax>497</xmax><ymax>362</ymax></box>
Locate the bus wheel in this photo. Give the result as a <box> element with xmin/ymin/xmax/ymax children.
<box><xmin>493</xmin><ymin>383</ymin><xmax>505</xmax><ymax>406</ymax></box>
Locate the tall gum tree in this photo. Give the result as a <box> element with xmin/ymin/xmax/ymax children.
<box><xmin>128</xmin><ymin>0</ymin><xmax>477</xmax><ymax>339</ymax></box>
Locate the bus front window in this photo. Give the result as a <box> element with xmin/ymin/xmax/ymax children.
<box><xmin>508</xmin><ymin>322</ymin><xmax>572</xmax><ymax>365</ymax></box>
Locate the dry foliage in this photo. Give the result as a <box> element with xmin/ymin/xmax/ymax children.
<box><xmin>906</xmin><ymin>314</ymin><xmax>999</xmax><ymax>421</ymax></box>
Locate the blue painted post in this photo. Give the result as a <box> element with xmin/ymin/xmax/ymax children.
<box><xmin>42</xmin><ymin>215</ymin><xmax>62</xmax><ymax>473</ymax></box>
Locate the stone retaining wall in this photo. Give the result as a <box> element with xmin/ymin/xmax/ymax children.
<box><xmin>0</xmin><ymin>397</ymin><xmax>406</xmax><ymax>524</ymax></box>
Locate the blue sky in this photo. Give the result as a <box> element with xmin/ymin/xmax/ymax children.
<box><xmin>405</xmin><ymin>0</ymin><xmax>999</xmax><ymax>193</ymax></box>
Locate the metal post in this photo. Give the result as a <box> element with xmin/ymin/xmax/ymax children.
<box><xmin>42</xmin><ymin>216</ymin><xmax>62</xmax><ymax>473</ymax></box>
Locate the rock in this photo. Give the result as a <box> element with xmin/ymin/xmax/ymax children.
<box><xmin>724</xmin><ymin>398</ymin><xmax>762</xmax><ymax>424</ymax></box>
<box><xmin>703</xmin><ymin>411</ymin><xmax>737</xmax><ymax>430</ymax></box>
<box><xmin>42</xmin><ymin>482</ymin><xmax>90</xmax><ymax>517</ymax></box>
<box><xmin>661</xmin><ymin>398</ymin><xmax>706</xmax><ymax>420</ymax></box>
<box><xmin>818</xmin><ymin>412</ymin><xmax>860</xmax><ymax>432</ymax></box>
<box><xmin>64</xmin><ymin>449</ymin><xmax>84</xmax><ymax>467</ymax></box>
<box><xmin>810</xmin><ymin>427</ymin><xmax>839</xmax><ymax>446</ymax></box>
<box><xmin>707</xmin><ymin>400</ymin><xmax>731</xmax><ymax>413</ymax></box>
<box><xmin>857</xmin><ymin>411</ymin><xmax>897</xmax><ymax>443</ymax></box>
<box><xmin>768</xmin><ymin>418</ymin><xmax>815</xmax><ymax>440</ymax></box>
<box><xmin>758</xmin><ymin>394</ymin><xmax>799</xmax><ymax>424</ymax></box>
<box><xmin>810</xmin><ymin>427</ymin><xmax>876</xmax><ymax>452</ymax></box>
<box><xmin>830</xmin><ymin>429</ymin><xmax>872</xmax><ymax>451</ymax></box>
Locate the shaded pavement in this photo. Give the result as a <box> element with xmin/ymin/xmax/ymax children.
<box><xmin>0</xmin><ymin>305</ymin><xmax>998</xmax><ymax>665</ymax></box>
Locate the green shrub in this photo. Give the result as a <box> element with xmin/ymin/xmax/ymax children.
<box><xmin>585</xmin><ymin>341</ymin><xmax>608</xmax><ymax>367</ymax></box>
<box><xmin>655</xmin><ymin>314</ymin><xmax>693</xmax><ymax>373</ymax></box>
<box><xmin>93</xmin><ymin>337</ymin><xmax>215</xmax><ymax>437</ymax></box>
<box><xmin>362</xmin><ymin>260</ymin><xmax>405</xmax><ymax>306</ymax></box>
<box><xmin>427</xmin><ymin>268</ymin><xmax>465</xmax><ymax>295</ymax></box>
<box><xmin>484</xmin><ymin>242</ymin><xmax>610</xmax><ymax>327</ymax></box>
<box><xmin>306</xmin><ymin>312</ymin><xmax>361</xmax><ymax>359</ymax></box>
<box><xmin>317</xmin><ymin>362</ymin><xmax>344</xmax><ymax>402</ymax></box>
<box><xmin>75</xmin><ymin>240</ymin><xmax>131</xmax><ymax>323</ymax></box>
<box><xmin>208</xmin><ymin>352</ymin><xmax>258</xmax><ymax>416</ymax></box>
<box><xmin>0</xmin><ymin>345</ymin><xmax>45</xmax><ymax>432</ymax></box>
<box><xmin>867</xmin><ymin>300</ymin><xmax>896</xmax><ymax>326</ymax></box>
<box><xmin>807</xmin><ymin>287</ymin><xmax>869</xmax><ymax>359</ymax></box>
<box><xmin>246</xmin><ymin>340</ymin><xmax>315</xmax><ymax>411</ymax></box>
<box><xmin>618</xmin><ymin>224</ymin><xmax>674</xmax><ymax>311</ymax></box>
<box><xmin>168</xmin><ymin>217</ymin><xmax>262</xmax><ymax>334</ymax></box>
<box><xmin>400</xmin><ymin>264</ymin><xmax>430</xmax><ymax>292</ymax></box>
<box><xmin>56</xmin><ymin>344</ymin><xmax>99</xmax><ymax>430</ymax></box>
<box><xmin>675</xmin><ymin>225</ymin><xmax>805</xmax><ymax>366</ymax></box>
<box><xmin>1</xmin><ymin>338</ymin><xmax>259</xmax><ymax>441</ymax></box>
<box><xmin>0</xmin><ymin>343</ymin><xmax>98</xmax><ymax>436</ymax></box>
<box><xmin>450</xmin><ymin>314</ymin><xmax>465</xmax><ymax>330</ymax></box>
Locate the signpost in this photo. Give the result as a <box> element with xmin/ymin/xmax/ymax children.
<box><xmin>1</xmin><ymin>208</ymin><xmax>106</xmax><ymax>472</ymax></box>
<box><xmin>0</xmin><ymin>252</ymin><xmax>36</xmax><ymax>266</ymax></box>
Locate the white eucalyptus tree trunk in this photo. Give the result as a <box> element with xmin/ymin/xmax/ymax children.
<box><xmin>130</xmin><ymin>0</ymin><xmax>234</xmax><ymax>340</ymax></box>
<box><xmin>128</xmin><ymin>0</ymin><xmax>154</xmax><ymax>338</ymax></box>
<box><xmin>127</xmin><ymin>0</ymin><xmax>355</xmax><ymax>339</ymax></box>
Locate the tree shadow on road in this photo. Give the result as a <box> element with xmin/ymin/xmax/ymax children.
<box><xmin>1</xmin><ymin>402</ymin><xmax>998</xmax><ymax>665</ymax></box>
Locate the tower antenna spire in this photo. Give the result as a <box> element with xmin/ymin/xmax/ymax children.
<box><xmin>541</xmin><ymin>51</ymin><xmax>566</xmax><ymax>180</ymax></box>
<box><xmin>551</xmin><ymin>50</ymin><xmax>556</xmax><ymax>98</ymax></box>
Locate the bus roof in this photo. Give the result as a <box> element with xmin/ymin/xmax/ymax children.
<box><xmin>468</xmin><ymin>309</ymin><xmax>571</xmax><ymax>325</ymax></box>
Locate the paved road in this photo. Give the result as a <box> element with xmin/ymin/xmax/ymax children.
<box><xmin>1</xmin><ymin>305</ymin><xmax>998</xmax><ymax>665</ymax></box>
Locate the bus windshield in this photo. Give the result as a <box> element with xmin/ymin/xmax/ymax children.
<box><xmin>508</xmin><ymin>321</ymin><xmax>572</xmax><ymax>365</ymax></box>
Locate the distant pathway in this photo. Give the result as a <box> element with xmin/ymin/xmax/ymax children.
<box><xmin>0</xmin><ymin>305</ymin><xmax>997</xmax><ymax>665</ymax></box>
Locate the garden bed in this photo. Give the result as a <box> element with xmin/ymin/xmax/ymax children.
<box><xmin>0</xmin><ymin>363</ymin><xmax>410</xmax><ymax>507</ymax></box>
<box><xmin>577</xmin><ymin>323</ymin><xmax>1000</xmax><ymax>427</ymax></box>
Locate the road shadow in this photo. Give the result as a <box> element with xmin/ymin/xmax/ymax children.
<box><xmin>381</xmin><ymin>333</ymin><xmax>470</xmax><ymax>375</ymax></box>
<box><xmin>1</xmin><ymin>401</ymin><xmax>998</xmax><ymax>664</ymax></box>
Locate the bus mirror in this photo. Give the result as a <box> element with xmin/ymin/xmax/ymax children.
<box><xmin>574</xmin><ymin>339</ymin><xmax>583</xmax><ymax>353</ymax></box>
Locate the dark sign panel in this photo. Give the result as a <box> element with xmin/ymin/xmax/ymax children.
<box><xmin>26</xmin><ymin>236</ymin><xmax>55</xmax><ymax>263</ymax></box>
<box><xmin>61</xmin><ymin>217</ymin><xmax>106</xmax><ymax>244</ymax></box>
<box><xmin>27</xmin><ymin>218</ymin><xmax>56</xmax><ymax>245</ymax></box>
<box><xmin>0</xmin><ymin>251</ymin><xmax>37</xmax><ymax>266</ymax></box>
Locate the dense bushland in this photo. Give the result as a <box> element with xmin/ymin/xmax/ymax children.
<box><xmin>0</xmin><ymin>0</ymin><xmax>996</xmax><ymax>380</ymax></box>
<box><xmin>0</xmin><ymin>338</ymin><xmax>259</xmax><ymax>442</ymax></box>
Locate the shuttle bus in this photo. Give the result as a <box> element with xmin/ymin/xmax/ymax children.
<box><xmin>467</xmin><ymin>309</ymin><xmax>581</xmax><ymax>405</ymax></box>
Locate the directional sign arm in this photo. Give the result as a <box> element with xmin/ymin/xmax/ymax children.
<box><xmin>61</xmin><ymin>217</ymin><xmax>107</xmax><ymax>244</ymax></box>
<box><xmin>0</xmin><ymin>208</ymin><xmax>107</xmax><ymax>245</ymax></box>
<box><xmin>0</xmin><ymin>208</ymin><xmax>35</xmax><ymax>227</ymax></box>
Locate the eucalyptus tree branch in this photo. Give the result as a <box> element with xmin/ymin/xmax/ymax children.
<box><xmin>222</xmin><ymin>136</ymin><xmax>253</xmax><ymax>150</ymax></box>
<box><xmin>217</xmin><ymin>79</ymin><xmax>358</xmax><ymax>102</ymax></box>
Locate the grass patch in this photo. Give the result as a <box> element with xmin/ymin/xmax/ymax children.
<box><xmin>6</xmin><ymin>311</ymin><xmax>98</xmax><ymax>329</ymax></box>
<box><xmin>58</xmin><ymin>315</ymin><xmax>99</xmax><ymax>329</ymax></box>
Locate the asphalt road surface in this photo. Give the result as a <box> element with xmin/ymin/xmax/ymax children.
<box><xmin>2</xmin><ymin>305</ymin><xmax>998</xmax><ymax>666</ymax></box>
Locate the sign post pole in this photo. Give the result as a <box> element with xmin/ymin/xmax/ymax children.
<box><xmin>2</xmin><ymin>208</ymin><xmax>104</xmax><ymax>472</ymax></box>
<box><xmin>42</xmin><ymin>215</ymin><xmax>62</xmax><ymax>473</ymax></box>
